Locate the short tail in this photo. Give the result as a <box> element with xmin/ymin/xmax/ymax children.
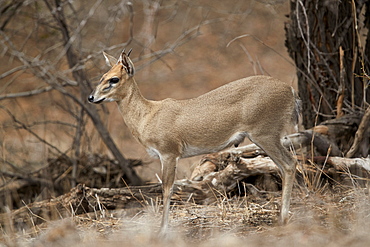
<box><xmin>292</xmin><ymin>90</ymin><xmax>302</xmax><ymax>132</ymax></box>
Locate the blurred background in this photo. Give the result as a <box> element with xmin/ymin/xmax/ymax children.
<box><xmin>0</xmin><ymin>0</ymin><xmax>295</xmax><ymax>207</ymax></box>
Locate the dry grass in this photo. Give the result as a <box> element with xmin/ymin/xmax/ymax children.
<box><xmin>2</xmin><ymin>184</ymin><xmax>370</xmax><ymax>247</ymax></box>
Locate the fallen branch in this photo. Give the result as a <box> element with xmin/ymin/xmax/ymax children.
<box><xmin>225</xmin><ymin>129</ymin><xmax>341</xmax><ymax>157</ymax></box>
<box><xmin>346</xmin><ymin>105</ymin><xmax>370</xmax><ymax>157</ymax></box>
<box><xmin>326</xmin><ymin>157</ymin><xmax>370</xmax><ymax>171</ymax></box>
<box><xmin>2</xmin><ymin>152</ymin><xmax>370</xmax><ymax>231</ymax></box>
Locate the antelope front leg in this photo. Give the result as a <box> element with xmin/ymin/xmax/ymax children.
<box><xmin>159</xmin><ymin>155</ymin><xmax>178</xmax><ymax>236</ymax></box>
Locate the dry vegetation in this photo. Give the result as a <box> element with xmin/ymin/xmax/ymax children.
<box><xmin>1</xmin><ymin>0</ymin><xmax>370</xmax><ymax>246</ymax></box>
<box><xmin>3</xmin><ymin>184</ymin><xmax>370</xmax><ymax>246</ymax></box>
<box><xmin>1</xmin><ymin>149</ymin><xmax>370</xmax><ymax>246</ymax></box>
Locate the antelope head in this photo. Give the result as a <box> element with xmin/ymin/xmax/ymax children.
<box><xmin>88</xmin><ymin>49</ymin><xmax>135</xmax><ymax>104</ymax></box>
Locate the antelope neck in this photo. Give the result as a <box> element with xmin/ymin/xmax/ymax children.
<box><xmin>117</xmin><ymin>79</ymin><xmax>153</xmax><ymax>127</ymax></box>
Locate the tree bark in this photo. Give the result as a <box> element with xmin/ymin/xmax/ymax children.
<box><xmin>285</xmin><ymin>0</ymin><xmax>369</xmax><ymax>130</ymax></box>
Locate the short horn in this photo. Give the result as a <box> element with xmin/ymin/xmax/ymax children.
<box><xmin>127</xmin><ymin>48</ymin><xmax>133</xmax><ymax>57</ymax></box>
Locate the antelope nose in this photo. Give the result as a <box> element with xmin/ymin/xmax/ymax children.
<box><xmin>88</xmin><ymin>95</ymin><xmax>94</xmax><ymax>102</ymax></box>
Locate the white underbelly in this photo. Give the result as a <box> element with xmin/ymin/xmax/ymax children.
<box><xmin>181</xmin><ymin>131</ymin><xmax>249</xmax><ymax>158</ymax></box>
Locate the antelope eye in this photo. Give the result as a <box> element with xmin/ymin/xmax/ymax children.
<box><xmin>109</xmin><ymin>77</ymin><xmax>119</xmax><ymax>84</ymax></box>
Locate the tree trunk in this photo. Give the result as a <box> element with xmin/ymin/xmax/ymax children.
<box><xmin>285</xmin><ymin>0</ymin><xmax>369</xmax><ymax>129</ymax></box>
<box><xmin>45</xmin><ymin>0</ymin><xmax>142</xmax><ymax>185</ymax></box>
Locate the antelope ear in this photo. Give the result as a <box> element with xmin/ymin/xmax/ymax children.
<box><xmin>119</xmin><ymin>51</ymin><xmax>135</xmax><ymax>77</ymax></box>
<box><xmin>103</xmin><ymin>51</ymin><xmax>117</xmax><ymax>67</ymax></box>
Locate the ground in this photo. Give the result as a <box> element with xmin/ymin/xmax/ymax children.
<box><xmin>3</xmin><ymin>184</ymin><xmax>370</xmax><ymax>247</ymax></box>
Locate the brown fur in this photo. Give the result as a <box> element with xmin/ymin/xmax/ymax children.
<box><xmin>88</xmin><ymin>51</ymin><xmax>299</xmax><ymax>236</ymax></box>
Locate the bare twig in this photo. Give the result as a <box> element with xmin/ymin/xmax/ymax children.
<box><xmin>0</xmin><ymin>86</ymin><xmax>54</xmax><ymax>100</ymax></box>
<box><xmin>0</xmin><ymin>106</ymin><xmax>68</xmax><ymax>157</ymax></box>
<box><xmin>43</xmin><ymin>0</ymin><xmax>142</xmax><ymax>185</ymax></box>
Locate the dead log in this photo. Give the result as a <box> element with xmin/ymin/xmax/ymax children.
<box><xmin>282</xmin><ymin>130</ymin><xmax>341</xmax><ymax>156</ymax></box>
<box><xmin>0</xmin><ymin>154</ymin><xmax>143</xmax><ymax>213</ymax></box>
<box><xmin>2</xmin><ymin>151</ymin><xmax>370</xmax><ymax>232</ymax></box>
<box><xmin>314</xmin><ymin>114</ymin><xmax>363</xmax><ymax>154</ymax></box>
<box><xmin>191</xmin><ymin>152</ymin><xmax>370</xmax><ymax>190</ymax></box>
<box><xmin>227</xmin><ymin>113</ymin><xmax>365</xmax><ymax>158</ymax></box>
<box><xmin>0</xmin><ymin>184</ymin><xmax>160</xmax><ymax>232</ymax></box>
<box><xmin>224</xmin><ymin>129</ymin><xmax>341</xmax><ymax>158</ymax></box>
<box><xmin>0</xmin><ymin>185</ymin><xmax>86</xmax><ymax>233</ymax></box>
<box><xmin>310</xmin><ymin>157</ymin><xmax>370</xmax><ymax>172</ymax></box>
<box><xmin>346</xmin><ymin>105</ymin><xmax>370</xmax><ymax>157</ymax></box>
<box><xmin>0</xmin><ymin>155</ymin><xmax>283</xmax><ymax>231</ymax></box>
